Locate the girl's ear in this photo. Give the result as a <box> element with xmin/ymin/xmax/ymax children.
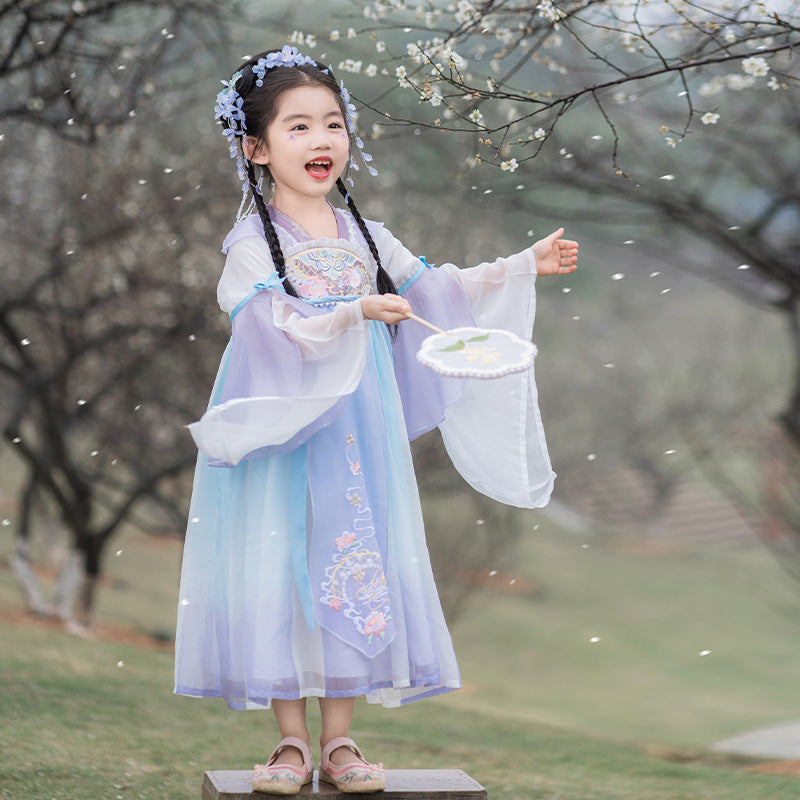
<box><xmin>244</xmin><ymin>135</ymin><xmax>269</xmax><ymax>165</ymax></box>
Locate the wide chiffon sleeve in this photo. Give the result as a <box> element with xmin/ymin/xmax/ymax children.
<box><xmin>374</xmin><ymin>226</ymin><xmax>556</xmax><ymax>509</ymax></box>
<box><xmin>188</xmin><ymin>238</ymin><xmax>370</xmax><ymax>466</ymax></box>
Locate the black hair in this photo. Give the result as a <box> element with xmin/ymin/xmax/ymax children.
<box><xmin>231</xmin><ymin>50</ymin><xmax>397</xmax><ymax>300</ymax></box>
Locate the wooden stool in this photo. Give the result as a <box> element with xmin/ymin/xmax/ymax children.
<box><xmin>202</xmin><ymin>769</ymin><xmax>487</xmax><ymax>800</ymax></box>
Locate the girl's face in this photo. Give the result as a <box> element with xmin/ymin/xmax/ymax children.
<box><xmin>247</xmin><ymin>84</ymin><xmax>350</xmax><ymax>209</ymax></box>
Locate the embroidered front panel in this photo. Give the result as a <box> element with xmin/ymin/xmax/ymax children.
<box><xmin>319</xmin><ymin>433</ymin><xmax>391</xmax><ymax>646</ymax></box>
<box><xmin>285</xmin><ymin>246</ymin><xmax>372</xmax><ymax>301</ymax></box>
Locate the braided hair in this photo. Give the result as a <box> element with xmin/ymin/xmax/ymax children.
<box><xmin>232</xmin><ymin>50</ymin><xmax>398</xmax><ymax>300</ymax></box>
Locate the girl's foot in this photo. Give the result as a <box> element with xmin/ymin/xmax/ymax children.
<box><xmin>319</xmin><ymin>737</ymin><xmax>386</xmax><ymax>793</ymax></box>
<box><xmin>253</xmin><ymin>737</ymin><xmax>313</xmax><ymax>795</ymax></box>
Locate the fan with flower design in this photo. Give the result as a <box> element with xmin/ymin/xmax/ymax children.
<box><xmin>406</xmin><ymin>313</ymin><xmax>537</xmax><ymax>380</ymax></box>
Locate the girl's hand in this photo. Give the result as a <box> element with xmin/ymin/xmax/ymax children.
<box><xmin>532</xmin><ymin>228</ymin><xmax>579</xmax><ymax>276</ymax></box>
<box><xmin>361</xmin><ymin>293</ymin><xmax>412</xmax><ymax>324</ymax></box>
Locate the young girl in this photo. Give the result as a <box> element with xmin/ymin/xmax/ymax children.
<box><xmin>175</xmin><ymin>45</ymin><xmax>577</xmax><ymax>794</ymax></box>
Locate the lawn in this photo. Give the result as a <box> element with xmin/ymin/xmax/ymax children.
<box><xmin>2</xmin><ymin>515</ymin><xmax>800</xmax><ymax>799</ymax></box>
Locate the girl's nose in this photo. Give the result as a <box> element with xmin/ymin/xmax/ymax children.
<box><xmin>311</xmin><ymin>128</ymin><xmax>332</xmax><ymax>148</ymax></box>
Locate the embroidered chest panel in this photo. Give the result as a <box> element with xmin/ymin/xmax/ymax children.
<box><xmin>285</xmin><ymin>246</ymin><xmax>373</xmax><ymax>302</ymax></box>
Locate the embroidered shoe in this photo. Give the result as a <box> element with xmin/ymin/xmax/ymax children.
<box><xmin>252</xmin><ymin>736</ymin><xmax>313</xmax><ymax>795</ymax></box>
<box><xmin>319</xmin><ymin>737</ymin><xmax>386</xmax><ymax>793</ymax></box>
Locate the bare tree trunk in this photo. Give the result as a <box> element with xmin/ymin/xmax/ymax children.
<box><xmin>53</xmin><ymin>548</ymin><xmax>84</xmax><ymax>622</ymax></box>
<box><xmin>73</xmin><ymin>536</ymin><xmax>104</xmax><ymax>628</ymax></box>
<box><xmin>8</xmin><ymin>536</ymin><xmax>53</xmax><ymax>617</ymax></box>
<box><xmin>780</xmin><ymin>298</ymin><xmax>800</xmax><ymax>447</ymax></box>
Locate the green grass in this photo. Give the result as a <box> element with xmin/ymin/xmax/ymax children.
<box><xmin>446</xmin><ymin>522</ymin><xmax>800</xmax><ymax>747</ymax></box>
<box><xmin>2</xmin><ymin>520</ymin><xmax>800</xmax><ymax>798</ymax></box>
<box><xmin>1</xmin><ymin>620</ymin><xmax>799</xmax><ymax>800</ymax></box>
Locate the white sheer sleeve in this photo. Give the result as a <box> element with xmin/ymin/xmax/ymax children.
<box><xmin>376</xmin><ymin>228</ymin><xmax>554</xmax><ymax>509</ymax></box>
<box><xmin>217</xmin><ymin>237</ymin><xmax>274</xmax><ymax>314</ymax></box>
<box><xmin>271</xmin><ymin>296</ymin><xmax>366</xmax><ymax>360</ymax></box>
<box><xmin>190</xmin><ymin>237</ymin><xmax>371</xmax><ymax>465</ymax></box>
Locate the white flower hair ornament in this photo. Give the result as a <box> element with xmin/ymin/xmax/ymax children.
<box><xmin>213</xmin><ymin>45</ymin><xmax>377</xmax><ymax>216</ymax></box>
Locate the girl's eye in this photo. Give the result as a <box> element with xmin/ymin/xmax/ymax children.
<box><xmin>291</xmin><ymin>124</ymin><xmax>308</xmax><ymax>131</ymax></box>
<box><xmin>328</xmin><ymin>121</ymin><xmax>344</xmax><ymax>129</ymax></box>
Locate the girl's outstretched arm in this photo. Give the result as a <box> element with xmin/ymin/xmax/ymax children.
<box><xmin>532</xmin><ymin>228</ymin><xmax>578</xmax><ymax>276</ymax></box>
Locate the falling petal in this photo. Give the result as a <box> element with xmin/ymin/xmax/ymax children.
<box><xmin>623</xmin><ymin>240</ymin><xmax>635</xmax><ymax>245</ymax></box>
<box><xmin>20</xmin><ymin>338</ymin><xmax>31</xmax><ymax>346</ymax></box>
<box><xmin>612</xmin><ymin>273</ymin><xmax>624</xmax><ymax>280</ymax></box>
<box><xmin>1</xmin><ymin>519</ymin><xmax>10</xmax><ymax>526</ymax></box>
<box><xmin>664</xmin><ymin>449</ymin><xmax>677</xmax><ymax>455</ymax></box>
<box><xmin>117</xmin><ymin>660</ymin><xmax>125</xmax><ymax>668</ymax></box>
<box><xmin>476</xmin><ymin>519</ymin><xmax>485</xmax><ymax>525</ymax></box>
<box><xmin>699</xmin><ymin>650</ymin><xmax>711</xmax><ymax>656</ymax></box>
<box><xmin>603</xmin><ymin>363</ymin><xmax>615</xmax><ymax>369</ymax></box>
<box><xmin>659</xmin><ymin>174</ymin><xmax>675</xmax><ymax>181</ymax></box>
<box><xmin>737</xmin><ymin>264</ymin><xmax>750</xmax><ymax>270</ymax></box>
<box><xmin>660</xmin><ymin>288</ymin><xmax>671</xmax><ymax>294</ymax></box>
<box><xmin>649</xmin><ymin>271</ymin><xmax>661</xmax><ymax>277</ymax></box>
<box><xmin>561</xmin><ymin>287</ymin><xmax>571</xmax><ymax>293</ymax></box>
<box><xmin>590</xmin><ymin>636</ymin><xmax>600</xmax><ymax>643</ymax></box>
<box><xmin>488</xmin><ymin>569</ymin><xmax>498</xmax><ymax>576</ymax></box>
<box><xmin>586</xmin><ymin>453</ymin><xmax>597</xmax><ymax>461</ymax></box>
<box><xmin>116</xmin><ymin>550</ymin><xmax>123</xmax><ymax>556</ymax></box>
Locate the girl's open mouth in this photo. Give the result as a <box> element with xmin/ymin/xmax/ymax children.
<box><xmin>305</xmin><ymin>158</ymin><xmax>333</xmax><ymax>179</ymax></box>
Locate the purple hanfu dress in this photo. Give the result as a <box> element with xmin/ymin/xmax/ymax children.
<box><xmin>174</xmin><ymin>206</ymin><xmax>555</xmax><ymax>709</ymax></box>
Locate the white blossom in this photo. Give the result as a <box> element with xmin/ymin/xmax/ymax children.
<box><xmin>767</xmin><ymin>76</ymin><xmax>781</xmax><ymax>91</ymax></box>
<box><xmin>701</xmin><ymin>112</ymin><xmax>719</xmax><ymax>125</ymax></box>
<box><xmin>407</xmin><ymin>42</ymin><xmax>425</xmax><ymax>64</ymax></box>
<box><xmin>347</xmin><ymin>27</ymin><xmax>357</xmax><ymax>39</ymax></box>
<box><xmin>500</xmin><ymin>158</ymin><xmax>519</xmax><ymax>172</ymax></box>
<box><xmin>741</xmin><ymin>56</ymin><xmax>769</xmax><ymax>77</ymax></box>
<box><xmin>533</xmin><ymin>127</ymin><xmax>546</xmax><ymax>140</ymax></box>
<box><xmin>455</xmin><ymin>0</ymin><xmax>478</xmax><ymax>24</ymax></box>
<box><xmin>376</xmin><ymin>40</ymin><xmax>386</xmax><ymax>53</ymax></box>
<box><xmin>469</xmin><ymin>108</ymin><xmax>484</xmax><ymax>124</ymax></box>
<box><xmin>365</xmin><ymin>63</ymin><xmax>378</xmax><ymax>77</ymax></box>
<box><xmin>339</xmin><ymin>59</ymin><xmax>363</xmax><ymax>74</ymax></box>
<box><xmin>396</xmin><ymin>65</ymin><xmax>411</xmax><ymax>88</ymax></box>
<box><xmin>727</xmin><ymin>74</ymin><xmax>756</xmax><ymax>90</ymax></box>
<box><xmin>537</xmin><ymin>0</ymin><xmax>567</xmax><ymax>25</ymax></box>
<box><xmin>430</xmin><ymin>90</ymin><xmax>443</xmax><ymax>107</ymax></box>
<box><xmin>305</xmin><ymin>34</ymin><xmax>317</xmax><ymax>49</ymax></box>
<box><xmin>330</xmin><ymin>30</ymin><xmax>340</xmax><ymax>41</ymax></box>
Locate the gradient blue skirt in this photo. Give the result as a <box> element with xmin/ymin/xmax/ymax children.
<box><xmin>174</xmin><ymin>312</ymin><xmax>462</xmax><ymax>709</ymax></box>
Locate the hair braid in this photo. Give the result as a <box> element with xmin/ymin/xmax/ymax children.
<box><xmin>337</xmin><ymin>179</ymin><xmax>397</xmax><ymax>297</ymax></box>
<box><xmin>245</xmin><ymin>162</ymin><xmax>299</xmax><ymax>297</ymax></box>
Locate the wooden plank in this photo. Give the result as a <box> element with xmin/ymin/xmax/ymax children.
<box><xmin>202</xmin><ymin>769</ymin><xmax>487</xmax><ymax>800</ymax></box>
